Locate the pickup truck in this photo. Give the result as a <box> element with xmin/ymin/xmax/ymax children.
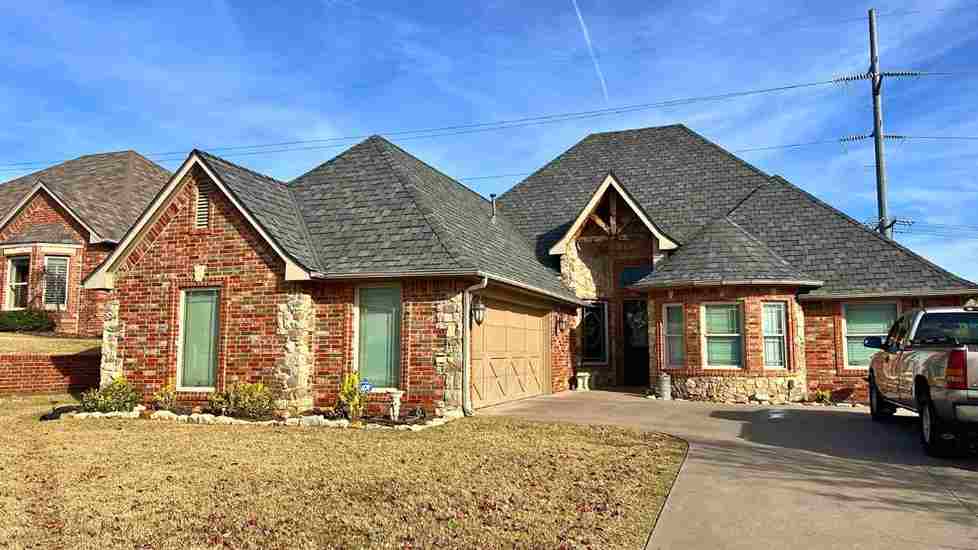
<box><xmin>865</xmin><ymin>304</ymin><xmax>978</xmax><ymax>456</ymax></box>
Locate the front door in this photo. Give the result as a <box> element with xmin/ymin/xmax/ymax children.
<box><xmin>180</xmin><ymin>289</ymin><xmax>219</xmax><ymax>389</ymax></box>
<box><xmin>358</xmin><ymin>286</ymin><xmax>401</xmax><ymax>388</ymax></box>
<box><xmin>623</xmin><ymin>300</ymin><xmax>650</xmax><ymax>386</ymax></box>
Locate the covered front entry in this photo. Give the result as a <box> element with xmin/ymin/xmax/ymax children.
<box><xmin>470</xmin><ymin>297</ymin><xmax>550</xmax><ymax>409</ymax></box>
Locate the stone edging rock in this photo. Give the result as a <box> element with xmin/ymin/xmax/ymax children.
<box><xmin>62</xmin><ymin>406</ymin><xmax>461</xmax><ymax>431</ymax></box>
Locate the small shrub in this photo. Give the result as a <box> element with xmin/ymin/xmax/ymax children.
<box><xmin>338</xmin><ymin>372</ymin><xmax>366</xmax><ymax>421</ymax></box>
<box><xmin>151</xmin><ymin>383</ymin><xmax>177</xmax><ymax>411</ymax></box>
<box><xmin>813</xmin><ymin>389</ymin><xmax>832</xmax><ymax>404</ymax></box>
<box><xmin>206</xmin><ymin>383</ymin><xmax>275</xmax><ymax>420</ymax></box>
<box><xmin>0</xmin><ymin>309</ymin><xmax>55</xmax><ymax>332</ymax></box>
<box><xmin>79</xmin><ymin>377</ymin><xmax>140</xmax><ymax>412</ymax></box>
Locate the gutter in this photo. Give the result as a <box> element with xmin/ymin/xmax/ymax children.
<box><xmin>797</xmin><ymin>288</ymin><xmax>978</xmax><ymax>301</ymax></box>
<box><xmin>462</xmin><ymin>276</ymin><xmax>488</xmax><ymax>416</ymax></box>
<box><xmin>632</xmin><ymin>278</ymin><xmax>824</xmax><ymax>290</ymax></box>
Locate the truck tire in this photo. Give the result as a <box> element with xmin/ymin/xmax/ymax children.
<box><xmin>869</xmin><ymin>376</ymin><xmax>896</xmax><ymax>421</ymax></box>
<box><xmin>918</xmin><ymin>395</ymin><xmax>956</xmax><ymax>458</ymax></box>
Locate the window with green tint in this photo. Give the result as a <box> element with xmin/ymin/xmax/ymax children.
<box><xmin>704</xmin><ymin>304</ymin><xmax>742</xmax><ymax>367</ymax></box>
<box><xmin>844</xmin><ymin>303</ymin><xmax>897</xmax><ymax>367</ymax></box>
<box><xmin>663</xmin><ymin>304</ymin><xmax>685</xmax><ymax>367</ymax></box>
<box><xmin>180</xmin><ymin>289</ymin><xmax>219</xmax><ymax>388</ymax></box>
<box><xmin>762</xmin><ymin>303</ymin><xmax>787</xmax><ymax>368</ymax></box>
<box><xmin>358</xmin><ymin>286</ymin><xmax>402</xmax><ymax>388</ymax></box>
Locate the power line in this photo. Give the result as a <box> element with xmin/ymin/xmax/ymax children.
<box><xmin>0</xmin><ymin>78</ymin><xmax>839</xmax><ymax>171</ymax></box>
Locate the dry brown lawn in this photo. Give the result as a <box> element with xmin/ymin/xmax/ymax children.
<box><xmin>0</xmin><ymin>395</ymin><xmax>686</xmax><ymax>550</ymax></box>
<box><xmin>0</xmin><ymin>334</ymin><xmax>100</xmax><ymax>355</ymax></box>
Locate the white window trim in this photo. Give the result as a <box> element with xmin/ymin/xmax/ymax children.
<box><xmin>762</xmin><ymin>302</ymin><xmax>789</xmax><ymax>370</ymax></box>
<box><xmin>5</xmin><ymin>256</ymin><xmax>30</xmax><ymax>311</ymax></box>
<box><xmin>42</xmin><ymin>255</ymin><xmax>70</xmax><ymax>311</ymax></box>
<box><xmin>661</xmin><ymin>302</ymin><xmax>685</xmax><ymax>369</ymax></box>
<box><xmin>175</xmin><ymin>288</ymin><xmax>220</xmax><ymax>393</ymax></box>
<box><xmin>841</xmin><ymin>301</ymin><xmax>900</xmax><ymax>370</ymax></box>
<box><xmin>353</xmin><ymin>283</ymin><xmax>403</xmax><ymax>391</ymax></box>
<box><xmin>700</xmin><ymin>302</ymin><xmax>744</xmax><ymax>370</ymax></box>
<box><xmin>582</xmin><ymin>301</ymin><xmax>610</xmax><ymax>365</ymax></box>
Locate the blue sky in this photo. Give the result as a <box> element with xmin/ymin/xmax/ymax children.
<box><xmin>2</xmin><ymin>1</ymin><xmax>978</xmax><ymax>280</ymax></box>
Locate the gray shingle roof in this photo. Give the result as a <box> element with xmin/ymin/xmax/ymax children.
<box><xmin>0</xmin><ymin>222</ymin><xmax>83</xmax><ymax>245</ymax></box>
<box><xmin>728</xmin><ymin>177</ymin><xmax>978</xmax><ymax>297</ymax></box>
<box><xmin>0</xmin><ymin>151</ymin><xmax>170</xmax><ymax>241</ymax></box>
<box><xmin>500</xmin><ymin>124</ymin><xmax>977</xmax><ymax>297</ymax></box>
<box><xmin>288</xmin><ymin>136</ymin><xmax>575</xmax><ymax>300</ymax></box>
<box><xmin>635</xmin><ymin>216</ymin><xmax>821</xmax><ymax>289</ymax></box>
<box><xmin>195</xmin><ymin>151</ymin><xmax>322</xmax><ymax>273</ymax></box>
<box><xmin>497</xmin><ymin>124</ymin><xmax>770</xmax><ymax>265</ymax></box>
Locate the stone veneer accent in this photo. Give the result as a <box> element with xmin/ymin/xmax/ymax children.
<box><xmin>433</xmin><ymin>291</ymin><xmax>463</xmax><ymax>414</ymax></box>
<box><xmin>559</xmin><ymin>241</ymin><xmax>607</xmax><ymax>301</ymax></box>
<box><xmin>100</xmin><ymin>299</ymin><xmax>122</xmax><ymax>387</ymax></box>
<box><xmin>274</xmin><ymin>293</ymin><xmax>314</xmax><ymax>410</ymax></box>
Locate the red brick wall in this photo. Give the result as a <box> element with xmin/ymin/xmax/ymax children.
<box><xmin>0</xmin><ymin>353</ymin><xmax>100</xmax><ymax>395</ymax></box>
<box><xmin>647</xmin><ymin>286</ymin><xmax>804</xmax><ymax>379</ymax></box>
<box><xmin>551</xmin><ymin>306</ymin><xmax>577</xmax><ymax>392</ymax></box>
<box><xmin>0</xmin><ymin>191</ymin><xmax>111</xmax><ymax>336</ymax></box>
<box><xmin>802</xmin><ymin>295</ymin><xmax>969</xmax><ymax>401</ymax></box>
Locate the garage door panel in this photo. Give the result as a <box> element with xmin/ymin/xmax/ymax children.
<box><xmin>471</xmin><ymin>298</ymin><xmax>549</xmax><ymax>409</ymax></box>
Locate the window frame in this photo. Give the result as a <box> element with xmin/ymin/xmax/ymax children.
<box><xmin>661</xmin><ymin>303</ymin><xmax>686</xmax><ymax>369</ymax></box>
<box><xmin>353</xmin><ymin>283</ymin><xmax>404</xmax><ymax>392</ymax></box>
<box><xmin>175</xmin><ymin>287</ymin><xmax>221</xmax><ymax>393</ymax></box>
<box><xmin>841</xmin><ymin>301</ymin><xmax>900</xmax><ymax>370</ymax></box>
<box><xmin>762</xmin><ymin>301</ymin><xmax>788</xmax><ymax>369</ymax></box>
<box><xmin>581</xmin><ymin>301</ymin><xmax>609</xmax><ymax>365</ymax></box>
<box><xmin>42</xmin><ymin>255</ymin><xmax>70</xmax><ymax>309</ymax></box>
<box><xmin>701</xmin><ymin>302</ymin><xmax>744</xmax><ymax>370</ymax></box>
<box><xmin>5</xmin><ymin>255</ymin><xmax>30</xmax><ymax>311</ymax></box>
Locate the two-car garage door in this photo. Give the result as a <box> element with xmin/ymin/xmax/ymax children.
<box><xmin>470</xmin><ymin>298</ymin><xmax>550</xmax><ymax>409</ymax></box>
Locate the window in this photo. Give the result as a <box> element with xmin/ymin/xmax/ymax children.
<box><xmin>704</xmin><ymin>304</ymin><xmax>742</xmax><ymax>368</ymax></box>
<box><xmin>195</xmin><ymin>181</ymin><xmax>213</xmax><ymax>228</ymax></box>
<box><xmin>6</xmin><ymin>256</ymin><xmax>29</xmax><ymax>310</ymax></box>
<box><xmin>178</xmin><ymin>289</ymin><xmax>219</xmax><ymax>390</ymax></box>
<box><xmin>43</xmin><ymin>256</ymin><xmax>69</xmax><ymax>307</ymax></box>
<box><xmin>582</xmin><ymin>302</ymin><xmax>608</xmax><ymax>363</ymax></box>
<box><xmin>358</xmin><ymin>286</ymin><xmax>402</xmax><ymax>388</ymax></box>
<box><xmin>663</xmin><ymin>304</ymin><xmax>685</xmax><ymax>368</ymax></box>
<box><xmin>843</xmin><ymin>303</ymin><xmax>898</xmax><ymax>368</ymax></box>
<box><xmin>620</xmin><ymin>266</ymin><xmax>652</xmax><ymax>287</ymax></box>
<box><xmin>762</xmin><ymin>302</ymin><xmax>788</xmax><ymax>368</ymax></box>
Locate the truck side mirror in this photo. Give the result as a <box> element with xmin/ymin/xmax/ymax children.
<box><xmin>863</xmin><ymin>336</ymin><xmax>884</xmax><ymax>350</ymax></box>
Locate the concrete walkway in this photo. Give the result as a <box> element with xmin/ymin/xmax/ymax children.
<box><xmin>481</xmin><ymin>391</ymin><xmax>978</xmax><ymax>550</ymax></box>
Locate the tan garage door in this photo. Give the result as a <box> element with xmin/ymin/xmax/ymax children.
<box><xmin>470</xmin><ymin>298</ymin><xmax>549</xmax><ymax>409</ymax></box>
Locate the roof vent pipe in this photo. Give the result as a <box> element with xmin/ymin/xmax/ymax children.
<box><xmin>490</xmin><ymin>194</ymin><xmax>497</xmax><ymax>223</ymax></box>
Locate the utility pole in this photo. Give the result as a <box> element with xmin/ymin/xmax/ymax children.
<box><xmin>868</xmin><ymin>8</ymin><xmax>891</xmax><ymax>239</ymax></box>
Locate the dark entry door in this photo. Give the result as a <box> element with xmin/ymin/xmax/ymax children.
<box><xmin>623</xmin><ymin>300</ymin><xmax>650</xmax><ymax>386</ymax></box>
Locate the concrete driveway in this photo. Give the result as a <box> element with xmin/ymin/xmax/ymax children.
<box><xmin>481</xmin><ymin>391</ymin><xmax>978</xmax><ymax>550</ymax></box>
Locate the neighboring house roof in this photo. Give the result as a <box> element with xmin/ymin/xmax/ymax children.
<box><xmin>728</xmin><ymin>176</ymin><xmax>978</xmax><ymax>298</ymax></box>
<box><xmin>290</xmin><ymin>136</ymin><xmax>576</xmax><ymax>301</ymax></box>
<box><xmin>500</xmin><ymin>124</ymin><xmax>978</xmax><ymax>298</ymax></box>
<box><xmin>634</xmin><ymin>216</ymin><xmax>822</xmax><ymax>289</ymax></box>
<box><xmin>0</xmin><ymin>151</ymin><xmax>171</xmax><ymax>242</ymax></box>
<box><xmin>0</xmin><ymin>222</ymin><xmax>83</xmax><ymax>245</ymax></box>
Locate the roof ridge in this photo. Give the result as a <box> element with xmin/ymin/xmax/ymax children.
<box><xmin>369</xmin><ymin>138</ymin><xmax>469</xmax><ymax>270</ymax></box>
<box><xmin>676</xmin><ymin>125</ymin><xmax>773</xmax><ymax>188</ymax></box>
<box><xmin>377</xmin><ymin>136</ymin><xmax>492</xmax><ymax>204</ymax></box>
<box><xmin>194</xmin><ymin>149</ymin><xmax>289</xmax><ymax>187</ymax></box>
<box><xmin>722</xmin><ymin>216</ymin><xmax>810</xmax><ymax>277</ymax></box>
<box><xmin>284</xmin><ymin>182</ymin><xmax>323</xmax><ymax>272</ymax></box>
<box><xmin>762</xmin><ymin>175</ymin><xmax>977</xmax><ymax>288</ymax></box>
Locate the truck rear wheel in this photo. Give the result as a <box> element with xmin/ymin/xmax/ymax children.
<box><xmin>869</xmin><ymin>375</ymin><xmax>895</xmax><ymax>421</ymax></box>
<box><xmin>919</xmin><ymin>396</ymin><xmax>956</xmax><ymax>458</ymax></box>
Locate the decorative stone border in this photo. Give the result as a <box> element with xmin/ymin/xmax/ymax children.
<box><xmin>61</xmin><ymin>406</ymin><xmax>461</xmax><ymax>431</ymax></box>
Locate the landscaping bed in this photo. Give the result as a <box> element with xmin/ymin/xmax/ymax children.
<box><xmin>0</xmin><ymin>394</ymin><xmax>687</xmax><ymax>549</ymax></box>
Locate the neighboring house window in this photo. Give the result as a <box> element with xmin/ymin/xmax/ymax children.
<box><xmin>195</xmin><ymin>181</ymin><xmax>213</xmax><ymax>228</ymax></box>
<box><xmin>582</xmin><ymin>302</ymin><xmax>608</xmax><ymax>363</ymax></box>
<box><xmin>704</xmin><ymin>304</ymin><xmax>743</xmax><ymax>368</ymax></box>
<box><xmin>620</xmin><ymin>266</ymin><xmax>652</xmax><ymax>287</ymax></box>
<box><xmin>43</xmin><ymin>256</ymin><xmax>69</xmax><ymax>307</ymax></box>
<box><xmin>663</xmin><ymin>304</ymin><xmax>685</xmax><ymax>368</ymax></box>
<box><xmin>843</xmin><ymin>303</ymin><xmax>898</xmax><ymax>368</ymax></box>
<box><xmin>762</xmin><ymin>302</ymin><xmax>788</xmax><ymax>368</ymax></box>
<box><xmin>6</xmin><ymin>256</ymin><xmax>29</xmax><ymax>310</ymax></box>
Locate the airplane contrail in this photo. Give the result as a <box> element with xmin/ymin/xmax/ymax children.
<box><xmin>570</xmin><ymin>0</ymin><xmax>609</xmax><ymax>102</ymax></box>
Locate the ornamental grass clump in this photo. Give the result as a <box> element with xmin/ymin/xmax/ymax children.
<box><xmin>206</xmin><ymin>383</ymin><xmax>275</xmax><ymax>420</ymax></box>
<box><xmin>79</xmin><ymin>377</ymin><xmax>140</xmax><ymax>412</ymax></box>
<box><xmin>338</xmin><ymin>372</ymin><xmax>366</xmax><ymax>422</ymax></box>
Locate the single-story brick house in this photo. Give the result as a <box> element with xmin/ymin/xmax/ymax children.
<box><xmin>0</xmin><ymin>152</ymin><xmax>169</xmax><ymax>336</ymax></box>
<box><xmin>83</xmin><ymin>125</ymin><xmax>977</xmax><ymax>414</ymax></box>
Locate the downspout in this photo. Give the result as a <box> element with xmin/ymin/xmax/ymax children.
<box><xmin>462</xmin><ymin>276</ymin><xmax>488</xmax><ymax>416</ymax></box>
